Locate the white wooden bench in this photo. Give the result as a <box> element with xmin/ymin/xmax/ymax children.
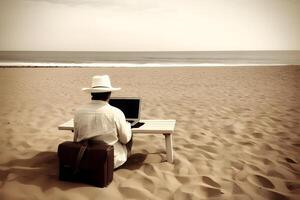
<box><xmin>58</xmin><ymin>119</ymin><xmax>176</xmax><ymax>163</ymax></box>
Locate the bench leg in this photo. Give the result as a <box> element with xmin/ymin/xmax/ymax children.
<box><xmin>164</xmin><ymin>133</ymin><xmax>173</xmax><ymax>163</ymax></box>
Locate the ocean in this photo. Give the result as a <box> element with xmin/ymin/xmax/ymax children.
<box><xmin>0</xmin><ymin>51</ymin><xmax>300</xmax><ymax>67</ymax></box>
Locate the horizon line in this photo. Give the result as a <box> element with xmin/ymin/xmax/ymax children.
<box><xmin>1</xmin><ymin>50</ymin><xmax>300</xmax><ymax>53</ymax></box>
<box><xmin>0</xmin><ymin>62</ymin><xmax>297</xmax><ymax>68</ymax></box>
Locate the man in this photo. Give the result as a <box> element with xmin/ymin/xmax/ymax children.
<box><xmin>74</xmin><ymin>75</ymin><xmax>132</xmax><ymax>168</ymax></box>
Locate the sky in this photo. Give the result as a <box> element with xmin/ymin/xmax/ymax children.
<box><xmin>0</xmin><ymin>0</ymin><xmax>300</xmax><ymax>51</ymax></box>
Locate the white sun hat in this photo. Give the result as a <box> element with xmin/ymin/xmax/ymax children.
<box><xmin>82</xmin><ymin>75</ymin><xmax>121</xmax><ymax>93</ymax></box>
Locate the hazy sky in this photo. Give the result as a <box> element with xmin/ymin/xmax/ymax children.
<box><xmin>0</xmin><ymin>0</ymin><xmax>300</xmax><ymax>51</ymax></box>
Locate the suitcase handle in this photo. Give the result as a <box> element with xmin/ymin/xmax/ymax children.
<box><xmin>73</xmin><ymin>140</ymin><xmax>88</xmax><ymax>175</ymax></box>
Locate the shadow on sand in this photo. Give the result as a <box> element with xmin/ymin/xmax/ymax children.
<box><xmin>117</xmin><ymin>153</ymin><xmax>147</xmax><ymax>170</ymax></box>
<box><xmin>0</xmin><ymin>151</ymin><xmax>148</xmax><ymax>190</ymax></box>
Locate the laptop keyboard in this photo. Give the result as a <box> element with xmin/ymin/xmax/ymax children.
<box><xmin>131</xmin><ymin>122</ymin><xmax>145</xmax><ymax>128</ymax></box>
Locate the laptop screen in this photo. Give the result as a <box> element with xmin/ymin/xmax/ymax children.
<box><xmin>109</xmin><ymin>98</ymin><xmax>140</xmax><ymax>120</ymax></box>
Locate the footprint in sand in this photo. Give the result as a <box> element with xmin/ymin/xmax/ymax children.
<box><xmin>292</xmin><ymin>143</ymin><xmax>300</xmax><ymax>147</ymax></box>
<box><xmin>266</xmin><ymin>169</ymin><xmax>285</xmax><ymax>179</ymax></box>
<box><xmin>202</xmin><ymin>176</ymin><xmax>221</xmax><ymax>188</ymax></box>
<box><xmin>173</xmin><ymin>184</ymin><xmax>224</xmax><ymax>199</ymax></box>
<box><xmin>200</xmin><ymin>186</ymin><xmax>224</xmax><ymax>198</ymax></box>
<box><xmin>223</xmin><ymin>125</ymin><xmax>236</xmax><ymax>135</ymax></box>
<box><xmin>247</xmin><ymin>178</ymin><xmax>290</xmax><ymax>200</ymax></box>
<box><xmin>260</xmin><ymin>143</ymin><xmax>274</xmax><ymax>151</ymax></box>
<box><xmin>286</xmin><ymin>181</ymin><xmax>300</xmax><ymax>192</ymax></box>
<box><xmin>143</xmin><ymin>164</ymin><xmax>156</xmax><ymax>176</ymax></box>
<box><xmin>238</xmin><ymin>141</ymin><xmax>254</xmax><ymax>146</ymax></box>
<box><xmin>247</xmin><ymin>174</ymin><xmax>275</xmax><ymax>189</ymax></box>
<box><xmin>252</xmin><ymin>132</ymin><xmax>263</xmax><ymax>138</ymax></box>
<box><xmin>231</xmin><ymin>161</ymin><xmax>244</xmax><ymax>170</ymax></box>
<box><xmin>190</xmin><ymin>134</ymin><xmax>201</xmax><ymax>140</ymax></box>
<box><xmin>231</xmin><ymin>182</ymin><xmax>244</xmax><ymax>194</ymax></box>
<box><xmin>285</xmin><ymin>157</ymin><xmax>297</xmax><ymax>164</ymax></box>
<box><xmin>175</xmin><ymin>175</ymin><xmax>192</xmax><ymax>184</ymax></box>
<box><xmin>246</xmin><ymin>163</ymin><xmax>262</xmax><ymax>172</ymax></box>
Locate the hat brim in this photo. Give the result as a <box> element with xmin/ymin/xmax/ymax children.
<box><xmin>82</xmin><ymin>87</ymin><xmax>121</xmax><ymax>93</ymax></box>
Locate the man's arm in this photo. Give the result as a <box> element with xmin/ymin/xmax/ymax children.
<box><xmin>115</xmin><ymin>110</ymin><xmax>132</xmax><ymax>144</ymax></box>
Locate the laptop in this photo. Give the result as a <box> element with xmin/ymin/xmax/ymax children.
<box><xmin>109</xmin><ymin>97</ymin><xmax>144</xmax><ymax>128</ymax></box>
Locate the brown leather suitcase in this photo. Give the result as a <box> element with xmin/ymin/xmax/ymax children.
<box><xmin>57</xmin><ymin>140</ymin><xmax>114</xmax><ymax>187</ymax></box>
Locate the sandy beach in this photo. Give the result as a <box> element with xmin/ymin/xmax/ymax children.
<box><xmin>0</xmin><ymin>66</ymin><xmax>299</xmax><ymax>200</ymax></box>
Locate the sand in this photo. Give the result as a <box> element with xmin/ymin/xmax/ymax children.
<box><xmin>0</xmin><ymin>66</ymin><xmax>299</xmax><ymax>200</ymax></box>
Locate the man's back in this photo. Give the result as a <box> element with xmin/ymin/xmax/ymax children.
<box><xmin>74</xmin><ymin>100</ymin><xmax>132</xmax><ymax>168</ymax></box>
<box><xmin>75</xmin><ymin>100</ymin><xmax>116</xmax><ymax>143</ymax></box>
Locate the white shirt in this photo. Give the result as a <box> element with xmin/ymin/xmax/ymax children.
<box><xmin>74</xmin><ymin>100</ymin><xmax>132</xmax><ymax>168</ymax></box>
